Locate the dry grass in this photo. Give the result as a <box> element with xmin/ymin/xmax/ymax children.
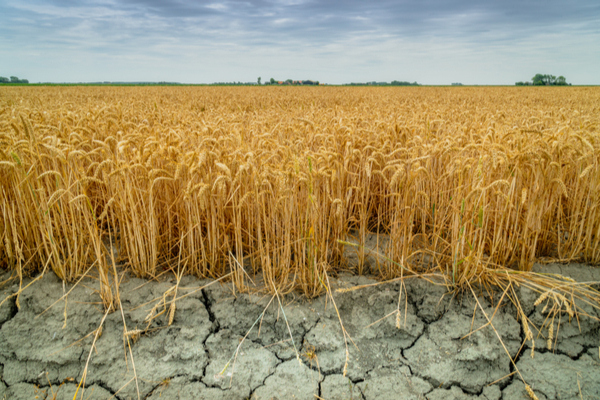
<box><xmin>0</xmin><ymin>86</ymin><xmax>599</xmax><ymax>302</ymax></box>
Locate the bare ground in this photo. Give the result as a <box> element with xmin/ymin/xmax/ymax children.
<box><xmin>0</xmin><ymin>263</ymin><xmax>599</xmax><ymax>400</ymax></box>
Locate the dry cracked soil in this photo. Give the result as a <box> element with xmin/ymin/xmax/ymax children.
<box><xmin>0</xmin><ymin>263</ymin><xmax>599</xmax><ymax>400</ymax></box>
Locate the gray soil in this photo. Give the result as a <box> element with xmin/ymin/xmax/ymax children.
<box><xmin>0</xmin><ymin>263</ymin><xmax>599</xmax><ymax>400</ymax></box>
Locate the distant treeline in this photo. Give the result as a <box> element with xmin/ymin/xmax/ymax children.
<box><xmin>0</xmin><ymin>78</ymin><xmax>432</xmax><ymax>86</ymax></box>
<box><xmin>344</xmin><ymin>81</ymin><xmax>419</xmax><ymax>86</ymax></box>
<box><xmin>54</xmin><ymin>81</ymin><xmax>184</xmax><ymax>86</ymax></box>
<box><xmin>263</xmin><ymin>79</ymin><xmax>319</xmax><ymax>85</ymax></box>
<box><xmin>516</xmin><ymin>74</ymin><xmax>570</xmax><ymax>86</ymax></box>
<box><xmin>0</xmin><ymin>79</ymin><xmax>191</xmax><ymax>86</ymax></box>
<box><xmin>211</xmin><ymin>82</ymin><xmax>259</xmax><ymax>86</ymax></box>
<box><xmin>0</xmin><ymin>76</ymin><xmax>29</xmax><ymax>84</ymax></box>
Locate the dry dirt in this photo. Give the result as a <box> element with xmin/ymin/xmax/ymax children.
<box><xmin>0</xmin><ymin>263</ymin><xmax>599</xmax><ymax>400</ymax></box>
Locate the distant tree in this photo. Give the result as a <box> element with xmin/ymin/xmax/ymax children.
<box><xmin>257</xmin><ymin>77</ymin><xmax>261</xmax><ymax>85</ymax></box>
<box><xmin>270</xmin><ymin>78</ymin><xmax>275</xmax><ymax>84</ymax></box>
<box><xmin>3</xmin><ymin>76</ymin><xmax>29</xmax><ymax>84</ymax></box>
<box><xmin>544</xmin><ymin>75</ymin><xmax>557</xmax><ymax>85</ymax></box>
<box><xmin>531</xmin><ymin>74</ymin><xmax>567</xmax><ymax>86</ymax></box>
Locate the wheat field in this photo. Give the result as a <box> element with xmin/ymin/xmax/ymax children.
<box><xmin>1</xmin><ymin>86</ymin><xmax>599</xmax><ymax>302</ymax></box>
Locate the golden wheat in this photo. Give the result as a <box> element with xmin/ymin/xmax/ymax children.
<box><xmin>0</xmin><ymin>86</ymin><xmax>599</xmax><ymax>298</ymax></box>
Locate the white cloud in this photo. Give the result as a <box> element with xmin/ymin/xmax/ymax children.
<box><xmin>205</xmin><ymin>3</ymin><xmax>228</xmax><ymax>11</ymax></box>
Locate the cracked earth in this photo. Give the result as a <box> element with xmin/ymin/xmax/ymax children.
<box><xmin>0</xmin><ymin>263</ymin><xmax>599</xmax><ymax>400</ymax></box>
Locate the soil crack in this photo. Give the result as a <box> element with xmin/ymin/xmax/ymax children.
<box><xmin>400</xmin><ymin>323</ymin><xmax>428</xmax><ymax>359</ymax></box>
<box><xmin>200</xmin><ymin>289</ymin><xmax>217</xmax><ymax>324</ymax></box>
<box><xmin>299</xmin><ymin>315</ymin><xmax>321</xmax><ymax>351</ymax></box>
<box><xmin>271</xmin><ymin>351</ymin><xmax>295</xmax><ymax>363</ymax></box>
<box><xmin>530</xmin><ymin>344</ymin><xmax>598</xmax><ymax>361</ymax></box>
<box><xmin>247</xmin><ymin>368</ymin><xmax>277</xmax><ymax>399</ymax></box>
<box><xmin>0</xmin><ymin>294</ymin><xmax>18</xmax><ymax>329</ymax></box>
<box><xmin>10</xmin><ymin>378</ymin><xmax>124</xmax><ymax>400</ymax></box>
<box><xmin>0</xmin><ymin>362</ymin><xmax>7</xmax><ymax>387</ymax></box>
<box><xmin>356</xmin><ymin>383</ymin><xmax>367</xmax><ymax>400</ymax></box>
<box><xmin>200</xmin><ymin>288</ymin><xmax>220</xmax><ymax>340</ymax></box>
<box><xmin>502</xmin><ymin>314</ymin><xmax>528</xmax><ymax>390</ymax></box>
<box><xmin>142</xmin><ymin>374</ymin><xmax>187</xmax><ymax>399</ymax></box>
<box><xmin>91</xmin><ymin>381</ymin><xmax>124</xmax><ymax>400</ymax></box>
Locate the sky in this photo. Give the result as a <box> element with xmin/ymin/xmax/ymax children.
<box><xmin>0</xmin><ymin>0</ymin><xmax>599</xmax><ymax>85</ymax></box>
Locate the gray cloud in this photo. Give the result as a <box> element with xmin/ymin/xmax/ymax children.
<box><xmin>1</xmin><ymin>0</ymin><xmax>599</xmax><ymax>83</ymax></box>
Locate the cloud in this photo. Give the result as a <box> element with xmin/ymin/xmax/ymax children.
<box><xmin>1</xmin><ymin>0</ymin><xmax>599</xmax><ymax>83</ymax></box>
